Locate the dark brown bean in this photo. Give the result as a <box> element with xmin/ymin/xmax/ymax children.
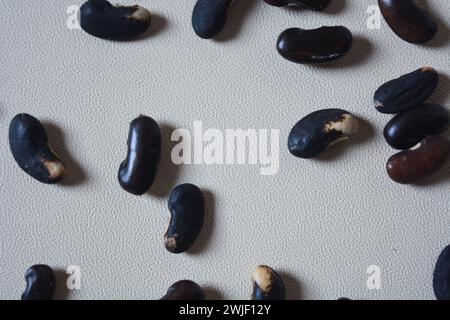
<box><xmin>277</xmin><ymin>26</ymin><xmax>353</xmax><ymax>64</ymax></box>
<box><xmin>192</xmin><ymin>0</ymin><xmax>234</xmax><ymax>39</ymax></box>
<box><xmin>164</xmin><ymin>184</ymin><xmax>205</xmax><ymax>254</ymax></box>
<box><xmin>22</xmin><ymin>265</ymin><xmax>56</xmax><ymax>300</ymax></box>
<box><xmin>9</xmin><ymin>114</ymin><xmax>66</xmax><ymax>184</ymax></box>
<box><xmin>387</xmin><ymin>135</ymin><xmax>449</xmax><ymax>184</ymax></box>
<box><xmin>433</xmin><ymin>245</ymin><xmax>450</xmax><ymax>300</ymax></box>
<box><xmin>160</xmin><ymin>280</ymin><xmax>205</xmax><ymax>300</ymax></box>
<box><xmin>288</xmin><ymin>109</ymin><xmax>359</xmax><ymax>159</ymax></box>
<box><xmin>80</xmin><ymin>0</ymin><xmax>152</xmax><ymax>40</ymax></box>
<box><xmin>374</xmin><ymin>67</ymin><xmax>439</xmax><ymax>114</ymax></box>
<box><xmin>264</xmin><ymin>0</ymin><xmax>331</xmax><ymax>11</ymax></box>
<box><xmin>118</xmin><ymin>116</ymin><xmax>161</xmax><ymax>195</ymax></box>
<box><xmin>251</xmin><ymin>265</ymin><xmax>286</xmax><ymax>300</ymax></box>
<box><xmin>378</xmin><ymin>0</ymin><xmax>437</xmax><ymax>44</ymax></box>
<box><xmin>384</xmin><ymin>103</ymin><xmax>448</xmax><ymax>150</ymax></box>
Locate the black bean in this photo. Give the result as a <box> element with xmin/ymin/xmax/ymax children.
<box><xmin>164</xmin><ymin>184</ymin><xmax>205</xmax><ymax>254</ymax></box>
<box><xmin>387</xmin><ymin>135</ymin><xmax>449</xmax><ymax>184</ymax></box>
<box><xmin>277</xmin><ymin>26</ymin><xmax>353</xmax><ymax>64</ymax></box>
<box><xmin>378</xmin><ymin>0</ymin><xmax>437</xmax><ymax>44</ymax></box>
<box><xmin>374</xmin><ymin>67</ymin><xmax>439</xmax><ymax>114</ymax></box>
<box><xmin>192</xmin><ymin>0</ymin><xmax>234</xmax><ymax>39</ymax></box>
<box><xmin>264</xmin><ymin>0</ymin><xmax>331</xmax><ymax>11</ymax></box>
<box><xmin>9</xmin><ymin>114</ymin><xmax>66</xmax><ymax>184</ymax></box>
<box><xmin>118</xmin><ymin>116</ymin><xmax>161</xmax><ymax>196</ymax></box>
<box><xmin>384</xmin><ymin>103</ymin><xmax>448</xmax><ymax>150</ymax></box>
<box><xmin>160</xmin><ymin>280</ymin><xmax>205</xmax><ymax>300</ymax></box>
<box><xmin>288</xmin><ymin>109</ymin><xmax>359</xmax><ymax>159</ymax></box>
<box><xmin>22</xmin><ymin>265</ymin><xmax>56</xmax><ymax>300</ymax></box>
<box><xmin>433</xmin><ymin>245</ymin><xmax>450</xmax><ymax>300</ymax></box>
<box><xmin>80</xmin><ymin>0</ymin><xmax>152</xmax><ymax>40</ymax></box>
<box><xmin>251</xmin><ymin>265</ymin><xmax>286</xmax><ymax>300</ymax></box>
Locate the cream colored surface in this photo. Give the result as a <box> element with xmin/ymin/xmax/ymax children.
<box><xmin>1</xmin><ymin>0</ymin><xmax>449</xmax><ymax>300</ymax></box>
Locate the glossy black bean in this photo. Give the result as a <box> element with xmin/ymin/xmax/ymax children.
<box><xmin>433</xmin><ymin>245</ymin><xmax>450</xmax><ymax>300</ymax></box>
<box><xmin>192</xmin><ymin>0</ymin><xmax>234</xmax><ymax>39</ymax></box>
<box><xmin>387</xmin><ymin>135</ymin><xmax>449</xmax><ymax>184</ymax></box>
<box><xmin>378</xmin><ymin>0</ymin><xmax>437</xmax><ymax>44</ymax></box>
<box><xmin>164</xmin><ymin>184</ymin><xmax>205</xmax><ymax>254</ymax></box>
<box><xmin>288</xmin><ymin>109</ymin><xmax>359</xmax><ymax>159</ymax></box>
<box><xmin>160</xmin><ymin>280</ymin><xmax>205</xmax><ymax>300</ymax></box>
<box><xmin>22</xmin><ymin>265</ymin><xmax>56</xmax><ymax>300</ymax></box>
<box><xmin>80</xmin><ymin>0</ymin><xmax>151</xmax><ymax>40</ymax></box>
<box><xmin>384</xmin><ymin>103</ymin><xmax>448</xmax><ymax>150</ymax></box>
<box><xmin>9</xmin><ymin>114</ymin><xmax>66</xmax><ymax>184</ymax></box>
<box><xmin>374</xmin><ymin>67</ymin><xmax>439</xmax><ymax>114</ymax></box>
<box><xmin>264</xmin><ymin>0</ymin><xmax>331</xmax><ymax>11</ymax></box>
<box><xmin>118</xmin><ymin>116</ymin><xmax>161</xmax><ymax>195</ymax></box>
<box><xmin>277</xmin><ymin>26</ymin><xmax>353</xmax><ymax>64</ymax></box>
<box><xmin>251</xmin><ymin>265</ymin><xmax>286</xmax><ymax>300</ymax></box>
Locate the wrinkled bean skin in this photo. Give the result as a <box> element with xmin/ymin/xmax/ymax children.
<box><xmin>263</xmin><ymin>0</ymin><xmax>331</xmax><ymax>11</ymax></box>
<box><xmin>387</xmin><ymin>135</ymin><xmax>449</xmax><ymax>184</ymax></box>
<box><xmin>160</xmin><ymin>280</ymin><xmax>205</xmax><ymax>300</ymax></box>
<box><xmin>252</xmin><ymin>265</ymin><xmax>286</xmax><ymax>300</ymax></box>
<box><xmin>22</xmin><ymin>265</ymin><xmax>56</xmax><ymax>300</ymax></box>
<box><xmin>384</xmin><ymin>104</ymin><xmax>449</xmax><ymax>150</ymax></box>
<box><xmin>433</xmin><ymin>245</ymin><xmax>450</xmax><ymax>300</ymax></box>
<box><xmin>118</xmin><ymin>116</ymin><xmax>161</xmax><ymax>195</ymax></box>
<box><xmin>378</xmin><ymin>0</ymin><xmax>437</xmax><ymax>44</ymax></box>
<box><xmin>80</xmin><ymin>0</ymin><xmax>152</xmax><ymax>40</ymax></box>
<box><xmin>192</xmin><ymin>0</ymin><xmax>234</xmax><ymax>39</ymax></box>
<box><xmin>9</xmin><ymin>114</ymin><xmax>66</xmax><ymax>184</ymax></box>
<box><xmin>164</xmin><ymin>184</ymin><xmax>205</xmax><ymax>254</ymax></box>
<box><xmin>374</xmin><ymin>67</ymin><xmax>439</xmax><ymax>114</ymax></box>
<box><xmin>277</xmin><ymin>26</ymin><xmax>353</xmax><ymax>64</ymax></box>
<box><xmin>288</xmin><ymin>109</ymin><xmax>359</xmax><ymax>159</ymax></box>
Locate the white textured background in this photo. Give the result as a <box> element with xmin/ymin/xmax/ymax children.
<box><xmin>1</xmin><ymin>0</ymin><xmax>449</xmax><ymax>300</ymax></box>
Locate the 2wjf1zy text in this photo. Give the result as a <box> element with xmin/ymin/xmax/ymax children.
<box><xmin>179</xmin><ymin>304</ymin><xmax>271</xmax><ymax>318</ymax></box>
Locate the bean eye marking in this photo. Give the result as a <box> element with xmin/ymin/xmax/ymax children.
<box><xmin>251</xmin><ymin>265</ymin><xmax>286</xmax><ymax>300</ymax></box>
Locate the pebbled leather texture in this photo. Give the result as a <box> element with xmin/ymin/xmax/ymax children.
<box><xmin>0</xmin><ymin>0</ymin><xmax>449</xmax><ymax>300</ymax></box>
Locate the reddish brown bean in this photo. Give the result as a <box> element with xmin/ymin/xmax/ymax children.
<box><xmin>378</xmin><ymin>0</ymin><xmax>437</xmax><ymax>44</ymax></box>
<box><xmin>387</xmin><ymin>135</ymin><xmax>449</xmax><ymax>184</ymax></box>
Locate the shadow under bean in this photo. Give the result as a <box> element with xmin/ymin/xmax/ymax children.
<box><xmin>316</xmin><ymin>116</ymin><xmax>376</xmax><ymax>161</ymax></box>
<box><xmin>429</xmin><ymin>73</ymin><xmax>450</xmax><ymax>106</ymax></box>
<box><xmin>53</xmin><ymin>269</ymin><xmax>72</xmax><ymax>300</ymax></box>
<box><xmin>317</xmin><ymin>36</ymin><xmax>373</xmax><ymax>69</ymax></box>
<box><xmin>214</xmin><ymin>0</ymin><xmax>258</xmax><ymax>42</ymax></box>
<box><xmin>324</xmin><ymin>0</ymin><xmax>346</xmax><ymax>14</ymax></box>
<box><xmin>43</xmin><ymin>122</ymin><xmax>87</xmax><ymax>187</ymax></box>
<box><xmin>138</xmin><ymin>13</ymin><xmax>168</xmax><ymax>40</ymax></box>
<box><xmin>149</xmin><ymin>124</ymin><xmax>181</xmax><ymax>198</ymax></box>
<box><xmin>417</xmin><ymin>0</ymin><xmax>450</xmax><ymax>48</ymax></box>
<box><xmin>187</xmin><ymin>190</ymin><xmax>215</xmax><ymax>255</ymax></box>
<box><xmin>204</xmin><ymin>286</ymin><xmax>224</xmax><ymax>300</ymax></box>
<box><xmin>279</xmin><ymin>271</ymin><xmax>303</xmax><ymax>300</ymax></box>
